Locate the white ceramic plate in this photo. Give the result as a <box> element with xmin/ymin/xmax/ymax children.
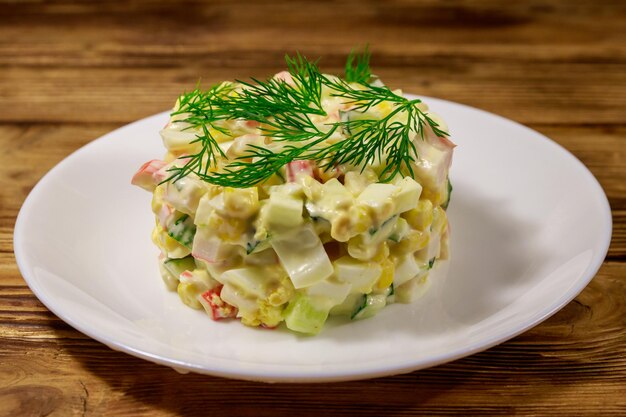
<box><xmin>14</xmin><ymin>96</ymin><xmax>612</xmax><ymax>382</ymax></box>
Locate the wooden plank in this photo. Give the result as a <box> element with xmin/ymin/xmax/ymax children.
<box><xmin>0</xmin><ymin>1</ymin><xmax>625</xmax><ymax>124</ymax></box>
<box><xmin>0</xmin><ymin>63</ymin><xmax>624</xmax><ymax>125</ymax></box>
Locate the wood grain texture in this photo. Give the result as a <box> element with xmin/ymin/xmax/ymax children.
<box><xmin>1</xmin><ymin>0</ymin><xmax>625</xmax><ymax>416</ymax></box>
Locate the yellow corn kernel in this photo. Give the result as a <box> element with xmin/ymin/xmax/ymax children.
<box><xmin>240</xmin><ymin>315</ymin><xmax>262</xmax><ymax>327</ymax></box>
<box><xmin>301</xmin><ymin>175</ymin><xmax>322</xmax><ymax>201</ymax></box>
<box><xmin>268</xmin><ymin>286</ymin><xmax>293</xmax><ymax>307</ymax></box>
<box><xmin>421</xmin><ymin>188</ymin><xmax>442</xmax><ymax>206</ymax></box>
<box><xmin>151</xmin><ymin>225</ymin><xmax>162</xmax><ymax>248</ymax></box>
<box><xmin>432</xmin><ymin>206</ymin><xmax>448</xmax><ymax>234</ymax></box>
<box><xmin>376</xmin><ymin>258</ymin><xmax>395</xmax><ymax>290</ymax></box>
<box><xmin>217</xmin><ymin>217</ymin><xmax>247</xmax><ymax>241</ymax></box>
<box><xmin>347</xmin><ymin>235</ymin><xmax>375</xmax><ymax>261</ymax></box>
<box><xmin>165</xmin><ymin>234</ymin><xmax>190</xmax><ymax>255</ymax></box>
<box><xmin>403</xmin><ymin>199</ymin><xmax>433</xmax><ymax>231</ymax></box>
<box><xmin>395</xmin><ymin>230</ymin><xmax>430</xmax><ymax>255</ymax></box>
<box><xmin>151</xmin><ymin>185</ymin><xmax>166</xmax><ymax>214</ymax></box>
<box><xmin>439</xmin><ymin>230</ymin><xmax>450</xmax><ymax>260</ymax></box>
<box><xmin>372</xmin><ymin>241</ymin><xmax>390</xmax><ymax>263</ymax></box>
<box><xmin>330</xmin><ymin>214</ymin><xmax>352</xmax><ymax>242</ymax></box>
<box><xmin>315</xmin><ymin>163</ymin><xmax>340</xmax><ymax>183</ymax></box>
<box><xmin>177</xmin><ymin>282</ymin><xmax>202</xmax><ymax>309</ymax></box>
<box><xmin>349</xmin><ymin>205</ymin><xmax>371</xmax><ymax>235</ymax></box>
<box><xmin>163</xmin><ymin>151</ymin><xmax>177</xmax><ymax>163</ymax></box>
<box><xmin>205</xmin><ymin>211</ymin><xmax>225</xmax><ymax>230</ymax></box>
<box><xmin>255</xmin><ymin>300</ymin><xmax>285</xmax><ymax>328</ymax></box>
<box><xmin>258</xmin><ymin>174</ymin><xmax>285</xmax><ymax>199</ymax></box>
<box><xmin>205</xmin><ymin>184</ymin><xmax>223</xmax><ymax>200</ymax></box>
<box><xmin>223</xmin><ymin>187</ymin><xmax>259</xmax><ymax>219</ymax></box>
<box><xmin>374</xmin><ymin>100</ymin><xmax>394</xmax><ymax>118</ymax></box>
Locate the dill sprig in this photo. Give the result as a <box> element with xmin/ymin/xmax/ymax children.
<box><xmin>211</xmin><ymin>53</ymin><xmax>327</xmax><ymax>143</ymax></box>
<box><xmin>216</xmin><ymin>53</ymin><xmax>325</xmax><ymax>121</ymax></box>
<box><xmin>345</xmin><ymin>45</ymin><xmax>372</xmax><ymax>84</ymax></box>
<box><xmin>164</xmin><ymin>83</ymin><xmax>233</xmax><ymax>183</ymax></box>
<box><xmin>162</xmin><ymin>48</ymin><xmax>449</xmax><ymax>188</ymax></box>
<box><xmin>202</xmin><ymin>128</ymin><xmax>339</xmax><ymax>188</ymax></box>
<box><xmin>166</xmin><ymin>124</ymin><xmax>227</xmax><ymax>182</ymax></box>
<box><xmin>323</xmin><ymin>76</ymin><xmax>449</xmax><ymax>138</ymax></box>
<box><xmin>171</xmin><ymin>82</ymin><xmax>235</xmax><ymax>126</ymax></box>
<box><xmin>314</xmin><ymin>101</ymin><xmax>421</xmax><ymax>182</ymax></box>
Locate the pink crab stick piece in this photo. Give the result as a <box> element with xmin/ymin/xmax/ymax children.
<box><xmin>286</xmin><ymin>160</ymin><xmax>314</xmax><ymax>182</ymax></box>
<box><xmin>437</xmin><ymin>135</ymin><xmax>456</xmax><ymax>150</ymax></box>
<box><xmin>273</xmin><ymin>71</ymin><xmax>295</xmax><ymax>86</ymax></box>
<box><xmin>157</xmin><ymin>204</ymin><xmax>173</xmax><ymax>230</ymax></box>
<box><xmin>131</xmin><ymin>159</ymin><xmax>167</xmax><ymax>191</ymax></box>
<box><xmin>201</xmin><ymin>286</ymin><xmax>238</xmax><ymax>320</ymax></box>
<box><xmin>435</xmin><ymin>135</ymin><xmax>456</xmax><ymax>171</ymax></box>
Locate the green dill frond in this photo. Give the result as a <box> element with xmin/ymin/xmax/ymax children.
<box><xmin>205</xmin><ymin>126</ymin><xmax>339</xmax><ymax>188</ymax></box>
<box><xmin>315</xmin><ymin>101</ymin><xmax>419</xmax><ymax>182</ymax></box>
<box><xmin>285</xmin><ymin>52</ymin><xmax>324</xmax><ymax>112</ymax></box>
<box><xmin>162</xmin><ymin>83</ymin><xmax>233</xmax><ymax>184</ymax></box>
<box><xmin>345</xmin><ymin>45</ymin><xmax>372</xmax><ymax>84</ymax></box>
<box><xmin>172</xmin><ymin>82</ymin><xmax>235</xmax><ymax>125</ymax></box>
<box><xmin>163</xmin><ymin>124</ymin><xmax>227</xmax><ymax>184</ymax></box>
<box><xmin>324</xmin><ymin>77</ymin><xmax>405</xmax><ymax>112</ymax></box>
<box><xmin>159</xmin><ymin>49</ymin><xmax>449</xmax><ymax>188</ymax></box>
<box><xmin>203</xmin><ymin>145</ymin><xmax>297</xmax><ymax>188</ymax></box>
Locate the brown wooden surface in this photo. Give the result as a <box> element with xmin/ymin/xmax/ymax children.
<box><xmin>1</xmin><ymin>1</ymin><xmax>625</xmax><ymax>415</ymax></box>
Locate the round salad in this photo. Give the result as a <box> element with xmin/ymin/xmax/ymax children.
<box><xmin>132</xmin><ymin>49</ymin><xmax>454</xmax><ymax>335</ymax></box>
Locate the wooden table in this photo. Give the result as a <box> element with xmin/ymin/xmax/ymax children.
<box><xmin>1</xmin><ymin>1</ymin><xmax>624</xmax><ymax>415</ymax></box>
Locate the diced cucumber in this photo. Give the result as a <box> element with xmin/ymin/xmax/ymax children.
<box><xmin>351</xmin><ymin>293</ymin><xmax>387</xmax><ymax>320</ymax></box>
<box><xmin>283</xmin><ymin>293</ymin><xmax>330</xmax><ymax>335</ymax></box>
<box><xmin>163</xmin><ymin>256</ymin><xmax>196</xmax><ymax>278</ymax></box>
<box><xmin>442</xmin><ymin>178</ymin><xmax>453</xmax><ymax>210</ymax></box>
<box><xmin>167</xmin><ymin>213</ymin><xmax>196</xmax><ymax>248</ymax></box>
